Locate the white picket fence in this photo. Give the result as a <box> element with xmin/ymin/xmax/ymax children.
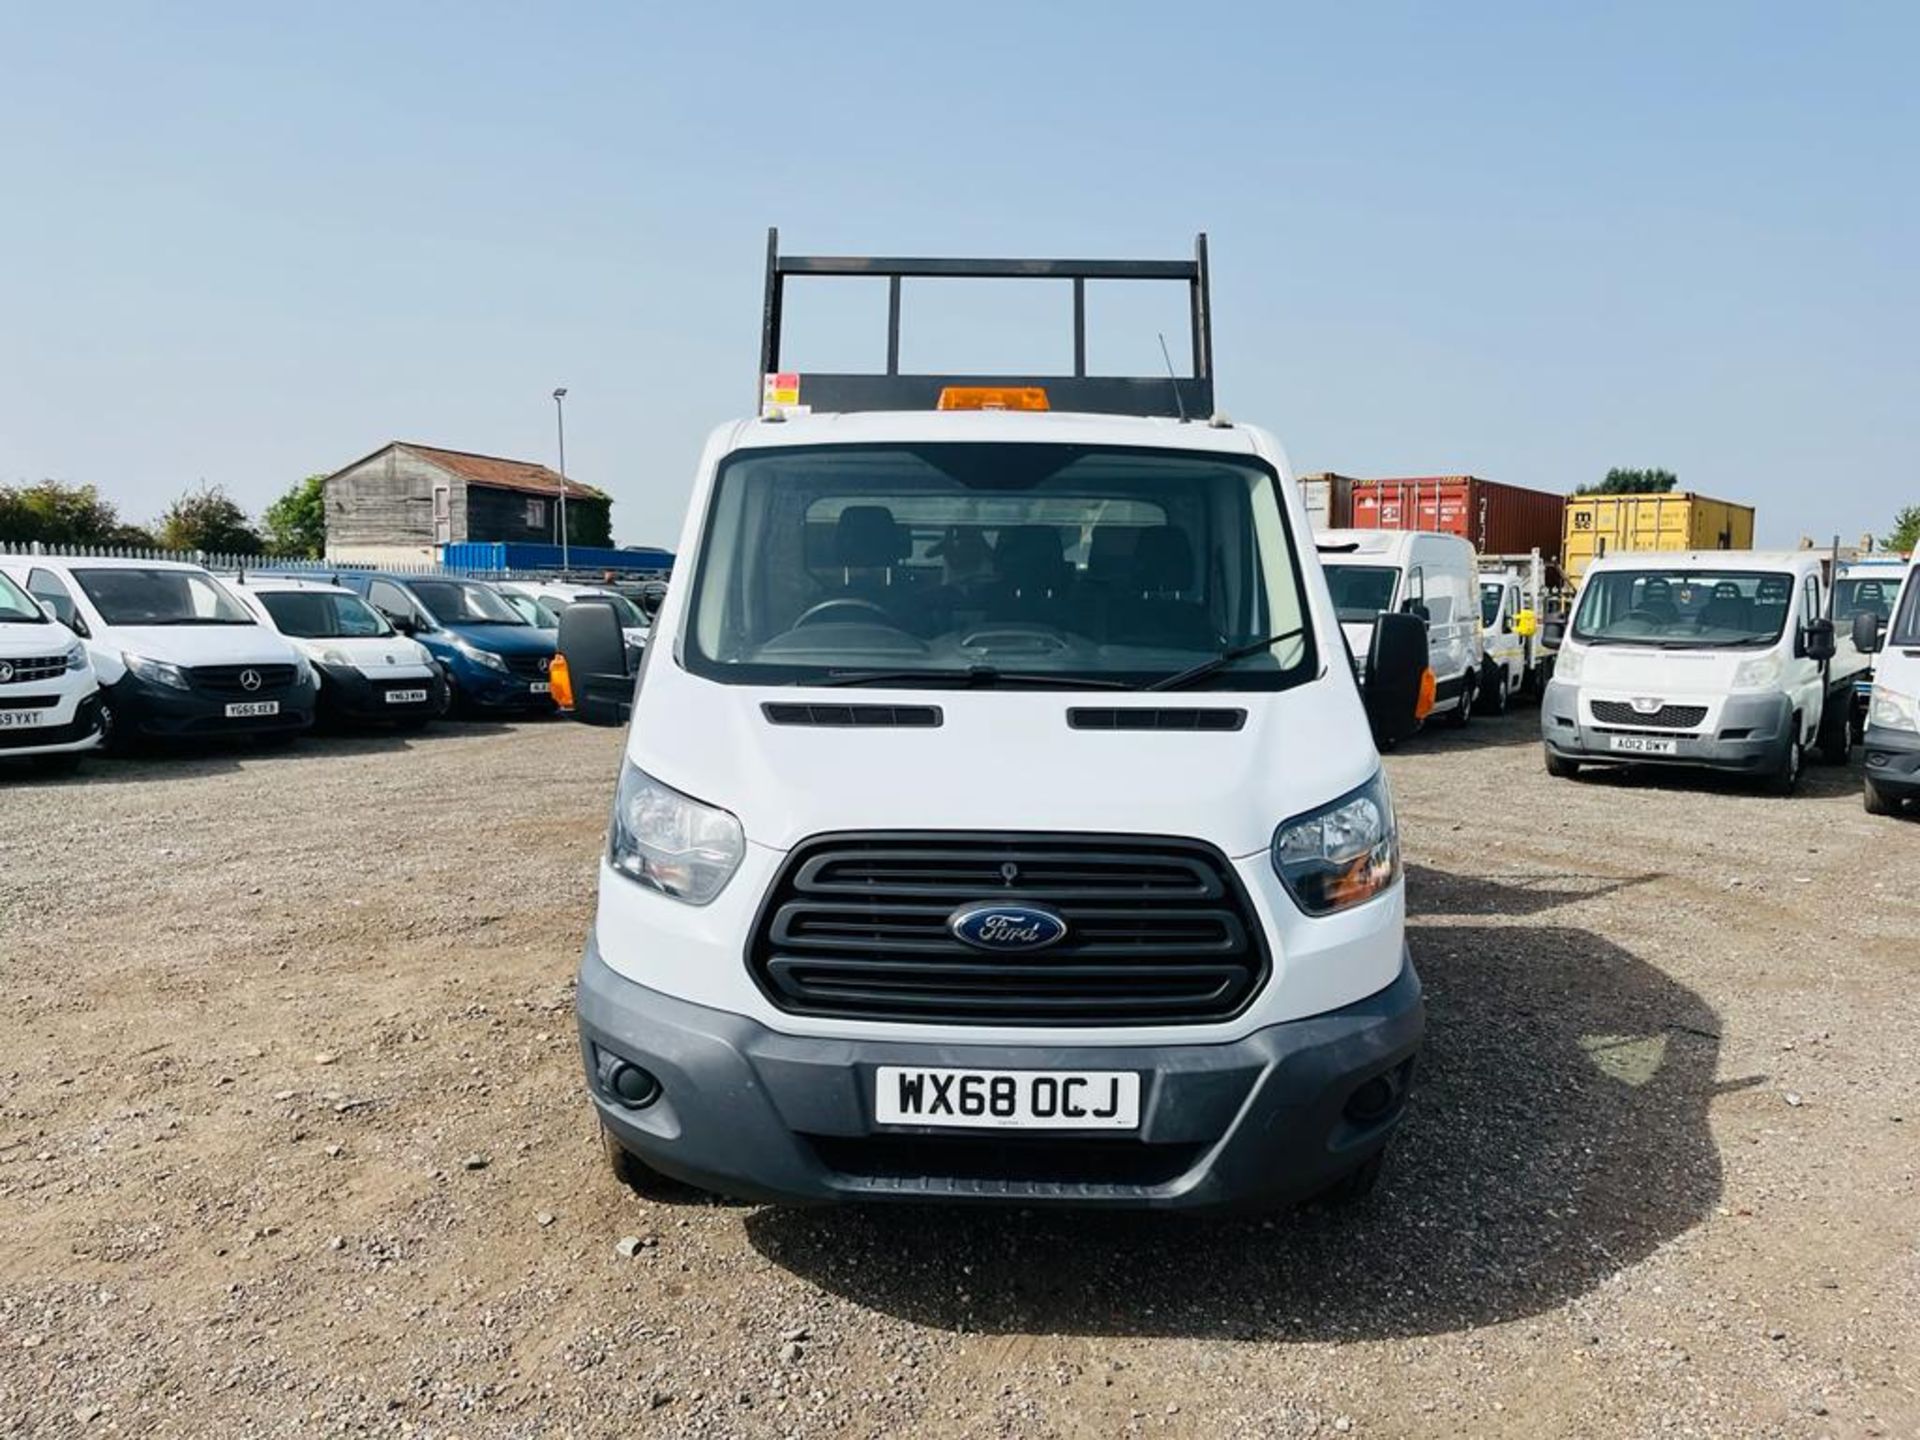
<box><xmin>0</xmin><ymin>540</ymin><xmax>666</xmax><ymax>591</ymax></box>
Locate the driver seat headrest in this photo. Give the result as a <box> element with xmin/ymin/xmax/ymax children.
<box><xmin>1132</xmin><ymin>527</ymin><xmax>1195</xmax><ymax>592</ymax></box>
<box><xmin>835</xmin><ymin>506</ymin><xmax>909</xmax><ymax>568</ymax></box>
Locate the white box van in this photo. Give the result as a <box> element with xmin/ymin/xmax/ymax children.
<box><xmin>0</xmin><ymin>556</ymin><xmax>318</xmax><ymax>747</ymax></box>
<box><xmin>1851</xmin><ymin>553</ymin><xmax>1920</xmax><ymax>815</ymax></box>
<box><xmin>550</xmin><ymin>234</ymin><xmax>1429</xmax><ymax>1212</ymax></box>
<box><xmin>1541</xmin><ymin>550</ymin><xmax>1860</xmax><ymax>793</ymax></box>
<box><xmin>227</xmin><ymin>575</ymin><xmax>446</xmax><ymax>727</ymax></box>
<box><xmin>0</xmin><ymin>567</ymin><xmax>106</xmax><ymax>771</ymax></box>
<box><xmin>1319</xmin><ymin>529</ymin><xmax>1484</xmax><ymax>726</ymax></box>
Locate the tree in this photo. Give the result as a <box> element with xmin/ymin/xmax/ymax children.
<box><xmin>1882</xmin><ymin>505</ymin><xmax>1920</xmax><ymax>554</ymax></box>
<box><xmin>157</xmin><ymin>484</ymin><xmax>264</xmax><ymax>554</ymax></box>
<box><xmin>263</xmin><ymin>473</ymin><xmax>328</xmax><ymax>557</ymax></box>
<box><xmin>0</xmin><ymin>480</ymin><xmax>125</xmax><ymax>545</ymax></box>
<box><xmin>1576</xmin><ymin>468</ymin><xmax>1679</xmax><ymax>496</ymax></box>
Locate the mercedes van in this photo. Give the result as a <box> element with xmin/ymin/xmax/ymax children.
<box><xmin>0</xmin><ymin>567</ymin><xmax>106</xmax><ymax>771</ymax></box>
<box><xmin>550</xmin><ymin>234</ymin><xmax>1430</xmax><ymax>1212</ymax></box>
<box><xmin>228</xmin><ymin>575</ymin><xmax>446</xmax><ymax>726</ymax></box>
<box><xmin>1850</xmin><ymin>553</ymin><xmax>1920</xmax><ymax>816</ymax></box>
<box><xmin>335</xmin><ymin>573</ymin><xmax>556</xmax><ymax>715</ymax></box>
<box><xmin>0</xmin><ymin>556</ymin><xmax>316</xmax><ymax>746</ymax></box>
<box><xmin>1319</xmin><ymin>529</ymin><xmax>1483</xmax><ymax>727</ymax></box>
<box><xmin>1541</xmin><ymin>550</ymin><xmax>1860</xmax><ymax>793</ymax></box>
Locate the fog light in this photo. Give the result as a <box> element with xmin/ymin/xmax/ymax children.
<box><xmin>1344</xmin><ymin>1063</ymin><xmax>1410</xmax><ymax>1124</ymax></box>
<box><xmin>594</xmin><ymin>1047</ymin><xmax>661</xmax><ymax>1109</ymax></box>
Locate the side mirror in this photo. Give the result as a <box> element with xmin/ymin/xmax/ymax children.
<box><xmin>1803</xmin><ymin>616</ymin><xmax>1836</xmax><ymax>663</ymax></box>
<box><xmin>382</xmin><ymin>610</ymin><xmax>415</xmax><ymax>636</ymax></box>
<box><xmin>1539</xmin><ymin>615</ymin><xmax>1567</xmax><ymax>649</ymax></box>
<box><xmin>1364</xmin><ymin>611</ymin><xmax>1429</xmax><ymax>745</ymax></box>
<box><xmin>63</xmin><ymin>610</ymin><xmax>91</xmax><ymax>639</ymax></box>
<box><xmin>557</xmin><ymin>598</ymin><xmax>633</xmax><ymax>726</ymax></box>
<box><xmin>1852</xmin><ymin>610</ymin><xmax>1884</xmax><ymax>656</ymax></box>
<box><xmin>1400</xmin><ymin>599</ymin><xmax>1430</xmax><ymax>623</ymax></box>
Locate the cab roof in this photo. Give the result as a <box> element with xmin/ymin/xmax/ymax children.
<box><xmin>723</xmin><ymin>407</ymin><xmax>1263</xmax><ymax>456</ymax></box>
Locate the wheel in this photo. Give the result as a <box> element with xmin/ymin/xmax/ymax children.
<box><xmin>1478</xmin><ymin>666</ymin><xmax>1509</xmax><ymax>716</ymax></box>
<box><xmin>31</xmin><ymin>753</ymin><xmax>84</xmax><ymax>776</ymax></box>
<box><xmin>600</xmin><ymin>1124</ymin><xmax>708</xmax><ymax>1202</ymax></box>
<box><xmin>1816</xmin><ymin>703</ymin><xmax>1852</xmax><ymax>766</ymax></box>
<box><xmin>1763</xmin><ymin>723</ymin><xmax>1804</xmax><ymax>796</ymax></box>
<box><xmin>1444</xmin><ymin>678</ymin><xmax>1475</xmax><ymax>728</ymax></box>
<box><xmin>1864</xmin><ymin>776</ymin><xmax>1899</xmax><ymax>816</ymax></box>
<box><xmin>1311</xmin><ymin>1150</ymin><xmax>1386</xmax><ymax>1207</ymax></box>
<box><xmin>1544</xmin><ymin>748</ymin><xmax>1580</xmax><ymax>779</ymax></box>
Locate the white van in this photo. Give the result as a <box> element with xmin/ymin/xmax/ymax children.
<box><xmin>227</xmin><ymin>575</ymin><xmax>445</xmax><ymax>726</ymax></box>
<box><xmin>1319</xmin><ymin>529</ymin><xmax>1483</xmax><ymax>726</ymax></box>
<box><xmin>497</xmin><ymin>580</ymin><xmax>652</xmax><ymax>653</ymax></box>
<box><xmin>0</xmin><ymin>567</ymin><xmax>107</xmax><ymax>771</ymax></box>
<box><xmin>1541</xmin><ymin>550</ymin><xmax>1860</xmax><ymax>793</ymax></box>
<box><xmin>0</xmin><ymin>556</ymin><xmax>317</xmax><ymax>746</ymax></box>
<box><xmin>1851</xmin><ymin>553</ymin><xmax>1920</xmax><ymax>816</ymax></box>
<box><xmin>549</xmin><ymin>234</ymin><xmax>1429</xmax><ymax>1212</ymax></box>
<box><xmin>1833</xmin><ymin>555</ymin><xmax>1909</xmax><ymax>738</ymax></box>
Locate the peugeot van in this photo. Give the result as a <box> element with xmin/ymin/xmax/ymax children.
<box><xmin>1834</xmin><ymin>555</ymin><xmax>1909</xmax><ymax>739</ymax></box>
<box><xmin>228</xmin><ymin>576</ymin><xmax>446</xmax><ymax>726</ymax></box>
<box><xmin>549</xmin><ymin>234</ymin><xmax>1430</xmax><ymax>1212</ymax></box>
<box><xmin>1319</xmin><ymin>529</ymin><xmax>1483</xmax><ymax>726</ymax></box>
<box><xmin>0</xmin><ymin>567</ymin><xmax>106</xmax><ymax>771</ymax></box>
<box><xmin>1541</xmin><ymin>550</ymin><xmax>1861</xmax><ymax>793</ymax></box>
<box><xmin>0</xmin><ymin>556</ymin><xmax>316</xmax><ymax>746</ymax></box>
<box><xmin>335</xmin><ymin>573</ymin><xmax>556</xmax><ymax>715</ymax></box>
<box><xmin>1850</xmin><ymin>553</ymin><xmax>1920</xmax><ymax>815</ymax></box>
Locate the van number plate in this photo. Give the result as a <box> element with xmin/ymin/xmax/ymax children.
<box><xmin>385</xmin><ymin>688</ymin><xmax>429</xmax><ymax>704</ymax></box>
<box><xmin>874</xmin><ymin>1066</ymin><xmax>1140</xmax><ymax>1130</ymax></box>
<box><xmin>529</xmin><ymin>681</ymin><xmax>551</xmax><ymax>694</ymax></box>
<box><xmin>1609</xmin><ymin>734</ymin><xmax>1677</xmax><ymax>755</ymax></box>
<box><xmin>0</xmin><ymin>709</ymin><xmax>51</xmax><ymax>729</ymax></box>
<box><xmin>225</xmin><ymin>700</ymin><xmax>280</xmax><ymax>718</ymax></box>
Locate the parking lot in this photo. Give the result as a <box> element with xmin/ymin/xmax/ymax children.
<box><xmin>3</xmin><ymin>713</ymin><xmax>1916</xmax><ymax>1438</ymax></box>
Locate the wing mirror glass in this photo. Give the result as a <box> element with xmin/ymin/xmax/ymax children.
<box><xmin>1802</xmin><ymin>616</ymin><xmax>1836</xmax><ymax>663</ymax></box>
<box><xmin>1851</xmin><ymin>610</ymin><xmax>1883</xmax><ymax>656</ymax></box>
<box><xmin>557</xmin><ymin>598</ymin><xmax>633</xmax><ymax>727</ymax></box>
<box><xmin>1364</xmin><ymin>611</ymin><xmax>1429</xmax><ymax>745</ymax></box>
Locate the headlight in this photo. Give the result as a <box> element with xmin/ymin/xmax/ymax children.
<box><xmin>1732</xmin><ymin>654</ymin><xmax>1783</xmax><ymax>690</ymax></box>
<box><xmin>1868</xmin><ymin>684</ymin><xmax>1919</xmax><ymax>734</ymax></box>
<box><xmin>1553</xmin><ymin>646</ymin><xmax>1585</xmax><ymax>683</ymax></box>
<box><xmin>609</xmin><ymin>760</ymin><xmax>745</xmax><ymax>905</ymax></box>
<box><xmin>63</xmin><ymin>641</ymin><xmax>87</xmax><ymax>672</ymax></box>
<box><xmin>1272</xmin><ymin>771</ymin><xmax>1401</xmax><ymax>916</ymax></box>
<box><xmin>123</xmin><ymin>652</ymin><xmax>190</xmax><ymax>691</ymax></box>
<box><xmin>451</xmin><ymin>637</ymin><xmax>509</xmax><ymax>672</ymax></box>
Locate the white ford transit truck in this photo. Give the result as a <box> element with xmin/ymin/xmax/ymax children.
<box><xmin>555</xmin><ymin>234</ymin><xmax>1429</xmax><ymax>1211</ymax></box>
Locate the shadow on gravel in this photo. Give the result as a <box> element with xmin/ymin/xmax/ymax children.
<box><xmin>1562</xmin><ymin>755</ymin><xmax>1864</xmax><ymax>801</ymax></box>
<box><xmin>1405</xmin><ymin>862</ymin><xmax>1663</xmax><ymax>917</ymax></box>
<box><xmin>746</xmin><ymin>910</ymin><xmax>1738</xmax><ymax>1341</ymax></box>
<box><xmin>1</xmin><ymin>718</ymin><xmax>525</xmax><ymax>787</ymax></box>
<box><xmin>1387</xmin><ymin>705</ymin><xmax>1542</xmax><ymax>754</ymax></box>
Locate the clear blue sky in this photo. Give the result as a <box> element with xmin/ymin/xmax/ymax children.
<box><xmin>2</xmin><ymin>2</ymin><xmax>1914</xmax><ymax>550</ymax></box>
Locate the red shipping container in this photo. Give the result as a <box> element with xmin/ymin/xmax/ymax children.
<box><xmin>1348</xmin><ymin>475</ymin><xmax>1566</xmax><ymax>565</ymax></box>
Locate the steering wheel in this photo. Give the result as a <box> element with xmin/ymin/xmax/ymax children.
<box><xmin>793</xmin><ymin>598</ymin><xmax>895</xmax><ymax>628</ymax></box>
<box><xmin>959</xmin><ymin>626</ymin><xmax>1069</xmax><ymax>654</ymax></box>
<box><xmin>1622</xmin><ymin>608</ymin><xmax>1669</xmax><ymax>627</ymax></box>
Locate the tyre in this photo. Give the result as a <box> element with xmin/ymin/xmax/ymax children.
<box><xmin>1763</xmin><ymin>723</ymin><xmax>1804</xmax><ymax>796</ymax></box>
<box><xmin>1444</xmin><ymin>678</ymin><xmax>1475</xmax><ymax>728</ymax></box>
<box><xmin>1311</xmin><ymin>1149</ymin><xmax>1386</xmax><ymax>1208</ymax></box>
<box><xmin>600</xmin><ymin>1124</ymin><xmax>709</xmax><ymax>1202</ymax></box>
<box><xmin>1544</xmin><ymin>748</ymin><xmax>1580</xmax><ymax>779</ymax></box>
<box><xmin>1478</xmin><ymin>667</ymin><xmax>1509</xmax><ymax>716</ymax></box>
<box><xmin>1864</xmin><ymin>776</ymin><xmax>1899</xmax><ymax>816</ymax></box>
<box><xmin>1816</xmin><ymin>702</ymin><xmax>1852</xmax><ymax>766</ymax></box>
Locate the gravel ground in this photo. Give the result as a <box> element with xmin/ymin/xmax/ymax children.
<box><xmin>2</xmin><ymin>709</ymin><xmax>1916</xmax><ymax>1438</ymax></box>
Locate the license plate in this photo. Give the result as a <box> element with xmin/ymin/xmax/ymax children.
<box><xmin>529</xmin><ymin>681</ymin><xmax>550</xmax><ymax>694</ymax></box>
<box><xmin>385</xmin><ymin>688</ymin><xmax>429</xmax><ymax>704</ymax></box>
<box><xmin>874</xmin><ymin>1066</ymin><xmax>1141</xmax><ymax>1131</ymax></box>
<box><xmin>1609</xmin><ymin>734</ymin><xmax>1677</xmax><ymax>755</ymax></box>
<box><xmin>0</xmin><ymin>710</ymin><xmax>51</xmax><ymax>729</ymax></box>
<box><xmin>225</xmin><ymin>700</ymin><xmax>280</xmax><ymax>718</ymax></box>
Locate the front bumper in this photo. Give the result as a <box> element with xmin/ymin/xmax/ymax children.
<box><xmin>578</xmin><ymin>936</ymin><xmax>1424</xmax><ymax>1211</ymax></box>
<box><xmin>447</xmin><ymin>661</ymin><xmax>555</xmax><ymax>712</ymax></box>
<box><xmin>1540</xmin><ymin>679</ymin><xmax>1792</xmax><ymax>773</ymax></box>
<box><xmin>110</xmin><ymin>673</ymin><xmax>317</xmax><ymax>738</ymax></box>
<box><xmin>314</xmin><ymin>661</ymin><xmax>447</xmax><ymax>721</ymax></box>
<box><xmin>1863</xmin><ymin>725</ymin><xmax>1920</xmax><ymax>801</ymax></box>
<box><xmin>0</xmin><ymin>691</ymin><xmax>107</xmax><ymax>756</ymax></box>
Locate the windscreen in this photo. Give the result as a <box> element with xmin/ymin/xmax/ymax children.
<box><xmin>74</xmin><ymin>568</ymin><xmax>254</xmax><ymax>626</ymax></box>
<box><xmin>1573</xmin><ymin>569</ymin><xmax>1796</xmax><ymax>647</ymax></box>
<box><xmin>686</xmin><ymin>442</ymin><xmax>1316</xmax><ymax>690</ymax></box>
<box><xmin>1480</xmin><ymin>581</ymin><xmax>1503</xmax><ymax>628</ymax></box>
<box><xmin>597</xmin><ymin>592</ymin><xmax>648</xmax><ymax>628</ymax></box>
<box><xmin>0</xmin><ymin>571</ymin><xmax>47</xmax><ymax>623</ymax></box>
<box><xmin>1323</xmin><ymin>565</ymin><xmax>1399</xmax><ymax>623</ymax></box>
<box><xmin>409</xmin><ymin>580</ymin><xmax>523</xmax><ymax>626</ymax></box>
<box><xmin>1891</xmin><ymin>571</ymin><xmax>1920</xmax><ymax>648</ymax></box>
<box><xmin>1833</xmin><ymin>576</ymin><xmax>1898</xmax><ymax>624</ymax></box>
<box><xmin>259</xmin><ymin>590</ymin><xmax>392</xmax><ymax>639</ymax></box>
<box><xmin>503</xmin><ymin>593</ymin><xmax>559</xmax><ymax>629</ymax></box>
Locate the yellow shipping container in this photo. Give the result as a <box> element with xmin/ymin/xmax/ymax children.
<box><xmin>1562</xmin><ymin>492</ymin><xmax>1756</xmax><ymax>584</ymax></box>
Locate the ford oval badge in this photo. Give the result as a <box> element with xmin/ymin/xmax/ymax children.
<box><xmin>949</xmin><ymin>903</ymin><xmax>1068</xmax><ymax>952</ymax></box>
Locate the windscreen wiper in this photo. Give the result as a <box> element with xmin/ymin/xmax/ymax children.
<box><xmin>816</xmin><ymin>666</ymin><xmax>1134</xmax><ymax>690</ymax></box>
<box><xmin>1146</xmin><ymin>626</ymin><xmax>1308</xmax><ymax>692</ymax></box>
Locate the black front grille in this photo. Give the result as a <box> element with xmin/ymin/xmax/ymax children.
<box><xmin>1590</xmin><ymin>700</ymin><xmax>1707</xmax><ymax>730</ymax></box>
<box><xmin>1067</xmin><ymin>707</ymin><xmax>1246</xmax><ymax>731</ymax></box>
<box><xmin>749</xmin><ymin>832</ymin><xmax>1269</xmax><ymax>1026</ymax></box>
<box><xmin>763</xmin><ymin>702</ymin><xmax>942</xmax><ymax>728</ymax></box>
<box><xmin>805</xmin><ymin>1134</ymin><xmax>1203</xmax><ymax>1189</ymax></box>
<box><xmin>190</xmin><ymin>663</ymin><xmax>297</xmax><ymax>695</ymax></box>
<box><xmin>503</xmin><ymin>653</ymin><xmax>551</xmax><ymax>681</ymax></box>
<box><xmin>0</xmin><ymin>655</ymin><xmax>70</xmax><ymax>685</ymax></box>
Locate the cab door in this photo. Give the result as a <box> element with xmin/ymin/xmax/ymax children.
<box><xmin>1789</xmin><ymin>571</ymin><xmax>1826</xmax><ymax>741</ymax></box>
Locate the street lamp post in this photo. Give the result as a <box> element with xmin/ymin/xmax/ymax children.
<box><xmin>552</xmin><ymin>387</ymin><xmax>570</xmax><ymax>572</ymax></box>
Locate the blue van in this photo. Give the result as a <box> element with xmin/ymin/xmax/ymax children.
<box><xmin>338</xmin><ymin>573</ymin><xmax>556</xmax><ymax>715</ymax></box>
